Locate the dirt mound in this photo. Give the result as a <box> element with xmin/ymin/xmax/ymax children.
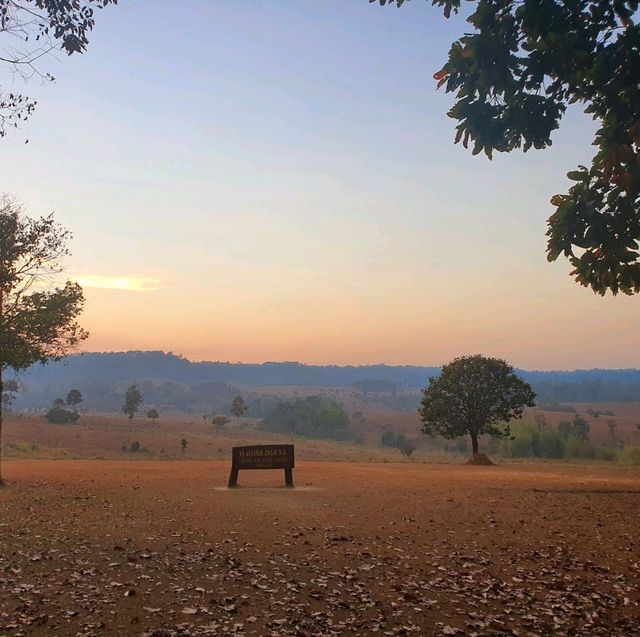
<box><xmin>467</xmin><ymin>453</ymin><xmax>494</xmax><ymax>466</ymax></box>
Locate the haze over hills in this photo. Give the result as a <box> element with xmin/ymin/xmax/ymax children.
<box><xmin>9</xmin><ymin>351</ymin><xmax>640</xmax><ymax>412</ymax></box>
<box><xmin>15</xmin><ymin>350</ymin><xmax>640</xmax><ymax>387</ymax></box>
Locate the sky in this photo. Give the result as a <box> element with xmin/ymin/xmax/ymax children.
<box><xmin>0</xmin><ymin>0</ymin><xmax>638</xmax><ymax>369</ymax></box>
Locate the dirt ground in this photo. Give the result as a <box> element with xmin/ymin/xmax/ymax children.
<box><xmin>1</xmin><ymin>460</ymin><xmax>639</xmax><ymax>637</ymax></box>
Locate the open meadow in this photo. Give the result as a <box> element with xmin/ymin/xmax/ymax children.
<box><xmin>1</xmin><ymin>457</ymin><xmax>639</xmax><ymax>637</ymax></box>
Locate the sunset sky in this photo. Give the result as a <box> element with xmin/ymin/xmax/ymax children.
<box><xmin>1</xmin><ymin>1</ymin><xmax>638</xmax><ymax>369</ymax></box>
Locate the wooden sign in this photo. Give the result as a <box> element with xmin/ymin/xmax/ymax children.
<box><xmin>228</xmin><ymin>444</ymin><xmax>294</xmax><ymax>488</ymax></box>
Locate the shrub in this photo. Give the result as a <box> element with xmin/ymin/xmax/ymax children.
<box><xmin>510</xmin><ymin>422</ymin><xmax>540</xmax><ymax>457</ymax></box>
<box><xmin>538</xmin><ymin>428</ymin><xmax>566</xmax><ymax>459</ymax></box>
<box><xmin>593</xmin><ymin>447</ymin><xmax>617</xmax><ymax>462</ymax></box>
<box><xmin>400</xmin><ymin>440</ymin><xmax>417</xmax><ymax>459</ymax></box>
<box><xmin>45</xmin><ymin>405</ymin><xmax>80</xmax><ymax>424</ymax></box>
<box><xmin>381</xmin><ymin>429</ymin><xmax>398</xmax><ymax>447</ymax></box>
<box><xmin>498</xmin><ymin>420</ymin><xmax>566</xmax><ymax>459</ymax></box>
<box><xmin>564</xmin><ymin>436</ymin><xmax>595</xmax><ymax>460</ymax></box>
<box><xmin>619</xmin><ymin>447</ymin><xmax>640</xmax><ymax>466</ymax></box>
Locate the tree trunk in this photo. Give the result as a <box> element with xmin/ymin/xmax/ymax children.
<box><xmin>470</xmin><ymin>431</ymin><xmax>479</xmax><ymax>455</ymax></box>
<box><xmin>0</xmin><ymin>363</ymin><xmax>4</xmax><ymax>486</ymax></box>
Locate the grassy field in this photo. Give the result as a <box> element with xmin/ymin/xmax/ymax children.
<box><xmin>3</xmin><ymin>399</ymin><xmax>639</xmax><ymax>464</ymax></box>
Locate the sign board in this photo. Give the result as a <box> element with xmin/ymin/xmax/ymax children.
<box><xmin>228</xmin><ymin>444</ymin><xmax>294</xmax><ymax>487</ymax></box>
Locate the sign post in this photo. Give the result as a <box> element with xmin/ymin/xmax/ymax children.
<box><xmin>228</xmin><ymin>444</ymin><xmax>294</xmax><ymax>488</ymax></box>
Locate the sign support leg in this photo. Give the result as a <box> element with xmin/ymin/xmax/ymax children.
<box><xmin>284</xmin><ymin>467</ymin><xmax>294</xmax><ymax>488</ymax></box>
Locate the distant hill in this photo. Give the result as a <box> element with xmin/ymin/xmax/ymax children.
<box><xmin>18</xmin><ymin>351</ymin><xmax>439</xmax><ymax>389</ymax></box>
<box><xmin>9</xmin><ymin>351</ymin><xmax>640</xmax><ymax>410</ymax></box>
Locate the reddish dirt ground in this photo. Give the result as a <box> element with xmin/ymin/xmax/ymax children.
<box><xmin>1</xmin><ymin>460</ymin><xmax>639</xmax><ymax>637</ymax></box>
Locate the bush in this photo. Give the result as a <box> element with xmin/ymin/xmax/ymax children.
<box><xmin>45</xmin><ymin>405</ymin><xmax>80</xmax><ymax>424</ymax></box>
<box><xmin>538</xmin><ymin>428</ymin><xmax>566</xmax><ymax>459</ymax></box>
<box><xmin>380</xmin><ymin>429</ymin><xmax>398</xmax><ymax>447</ymax></box>
<box><xmin>510</xmin><ymin>422</ymin><xmax>540</xmax><ymax>457</ymax></box>
<box><xmin>400</xmin><ymin>440</ymin><xmax>417</xmax><ymax>459</ymax></box>
<box><xmin>593</xmin><ymin>447</ymin><xmax>617</xmax><ymax>462</ymax></box>
<box><xmin>619</xmin><ymin>446</ymin><xmax>640</xmax><ymax>465</ymax></box>
<box><xmin>564</xmin><ymin>436</ymin><xmax>595</xmax><ymax>459</ymax></box>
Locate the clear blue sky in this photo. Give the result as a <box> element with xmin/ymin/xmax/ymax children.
<box><xmin>1</xmin><ymin>0</ymin><xmax>637</xmax><ymax>368</ymax></box>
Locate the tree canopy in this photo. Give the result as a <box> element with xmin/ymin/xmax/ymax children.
<box><xmin>260</xmin><ymin>395</ymin><xmax>352</xmax><ymax>441</ymax></box>
<box><xmin>230</xmin><ymin>394</ymin><xmax>248</xmax><ymax>424</ymax></box>
<box><xmin>419</xmin><ymin>354</ymin><xmax>536</xmax><ymax>455</ymax></box>
<box><xmin>374</xmin><ymin>0</ymin><xmax>640</xmax><ymax>295</ymax></box>
<box><xmin>0</xmin><ymin>0</ymin><xmax>117</xmax><ymax>138</ymax></box>
<box><xmin>122</xmin><ymin>384</ymin><xmax>143</xmax><ymax>420</ymax></box>
<box><xmin>66</xmin><ymin>388</ymin><xmax>83</xmax><ymax>409</ymax></box>
<box><xmin>0</xmin><ymin>200</ymin><xmax>87</xmax><ymax>482</ymax></box>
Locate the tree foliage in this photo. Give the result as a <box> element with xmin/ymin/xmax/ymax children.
<box><xmin>230</xmin><ymin>394</ymin><xmax>248</xmax><ymax>424</ymax></box>
<box><xmin>419</xmin><ymin>355</ymin><xmax>536</xmax><ymax>454</ymax></box>
<box><xmin>66</xmin><ymin>388</ymin><xmax>83</xmax><ymax>410</ymax></box>
<box><xmin>211</xmin><ymin>414</ymin><xmax>230</xmax><ymax>432</ymax></box>
<box><xmin>46</xmin><ymin>399</ymin><xmax>80</xmax><ymax>424</ymax></box>
<box><xmin>558</xmin><ymin>414</ymin><xmax>591</xmax><ymax>441</ymax></box>
<box><xmin>122</xmin><ymin>384</ymin><xmax>143</xmax><ymax>420</ymax></box>
<box><xmin>0</xmin><ymin>199</ymin><xmax>87</xmax><ymax>482</ymax></box>
<box><xmin>260</xmin><ymin>395</ymin><xmax>352</xmax><ymax>441</ymax></box>
<box><xmin>373</xmin><ymin>0</ymin><xmax>640</xmax><ymax>295</ymax></box>
<box><xmin>0</xmin><ymin>0</ymin><xmax>117</xmax><ymax>138</ymax></box>
<box><xmin>146</xmin><ymin>408</ymin><xmax>159</xmax><ymax>420</ymax></box>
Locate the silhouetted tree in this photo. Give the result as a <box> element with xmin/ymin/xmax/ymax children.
<box><xmin>558</xmin><ymin>414</ymin><xmax>591</xmax><ymax>442</ymax></box>
<box><xmin>400</xmin><ymin>439</ymin><xmax>417</xmax><ymax>459</ymax></box>
<box><xmin>122</xmin><ymin>385</ymin><xmax>143</xmax><ymax>420</ymax></box>
<box><xmin>231</xmin><ymin>394</ymin><xmax>248</xmax><ymax>426</ymax></box>
<box><xmin>146</xmin><ymin>408</ymin><xmax>159</xmax><ymax>420</ymax></box>
<box><xmin>211</xmin><ymin>415</ymin><xmax>230</xmax><ymax>433</ymax></box>
<box><xmin>419</xmin><ymin>355</ymin><xmax>536</xmax><ymax>456</ymax></box>
<box><xmin>66</xmin><ymin>388</ymin><xmax>83</xmax><ymax>411</ymax></box>
<box><xmin>46</xmin><ymin>397</ymin><xmax>80</xmax><ymax>424</ymax></box>
<box><xmin>375</xmin><ymin>0</ymin><xmax>640</xmax><ymax>295</ymax></box>
<box><xmin>0</xmin><ymin>201</ymin><xmax>87</xmax><ymax>484</ymax></box>
<box><xmin>180</xmin><ymin>436</ymin><xmax>188</xmax><ymax>455</ymax></box>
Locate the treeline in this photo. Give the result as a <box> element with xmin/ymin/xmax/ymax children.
<box><xmin>19</xmin><ymin>351</ymin><xmax>640</xmax><ymax>399</ymax></box>
<box><xmin>534</xmin><ymin>379</ymin><xmax>640</xmax><ymax>403</ymax></box>
<box><xmin>14</xmin><ymin>379</ymin><xmax>284</xmax><ymax>417</ymax></box>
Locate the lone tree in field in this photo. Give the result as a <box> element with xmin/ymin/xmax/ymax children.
<box><xmin>211</xmin><ymin>415</ymin><xmax>230</xmax><ymax>433</ymax></box>
<box><xmin>0</xmin><ymin>0</ymin><xmax>117</xmax><ymax>139</ymax></box>
<box><xmin>374</xmin><ymin>0</ymin><xmax>640</xmax><ymax>295</ymax></box>
<box><xmin>146</xmin><ymin>408</ymin><xmax>159</xmax><ymax>420</ymax></box>
<box><xmin>0</xmin><ymin>200</ymin><xmax>87</xmax><ymax>484</ymax></box>
<box><xmin>419</xmin><ymin>355</ymin><xmax>536</xmax><ymax>456</ymax></box>
<box><xmin>230</xmin><ymin>394</ymin><xmax>248</xmax><ymax>426</ymax></box>
<box><xmin>66</xmin><ymin>388</ymin><xmax>83</xmax><ymax>411</ymax></box>
<box><xmin>122</xmin><ymin>384</ymin><xmax>143</xmax><ymax>421</ymax></box>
